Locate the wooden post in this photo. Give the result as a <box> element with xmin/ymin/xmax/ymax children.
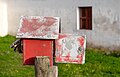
<box><xmin>35</xmin><ymin>56</ymin><xmax>50</xmax><ymax>77</ymax></box>
<box><xmin>48</xmin><ymin>66</ymin><xmax>58</xmax><ymax>77</ymax></box>
<box><xmin>35</xmin><ymin>56</ymin><xmax>58</xmax><ymax>77</ymax></box>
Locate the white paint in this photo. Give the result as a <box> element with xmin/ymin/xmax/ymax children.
<box><xmin>0</xmin><ymin>1</ymin><xmax>8</xmax><ymax>37</ymax></box>
<box><xmin>82</xmin><ymin>35</ymin><xmax>86</xmax><ymax>64</ymax></box>
<box><xmin>77</xmin><ymin>7</ymin><xmax>80</xmax><ymax>30</ymax></box>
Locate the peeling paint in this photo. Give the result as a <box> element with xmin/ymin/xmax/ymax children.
<box><xmin>16</xmin><ymin>16</ymin><xmax>60</xmax><ymax>39</ymax></box>
<box><xmin>55</xmin><ymin>34</ymin><xmax>86</xmax><ymax>64</ymax></box>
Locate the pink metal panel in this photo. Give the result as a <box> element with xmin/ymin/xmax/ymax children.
<box><xmin>16</xmin><ymin>16</ymin><xmax>59</xmax><ymax>39</ymax></box>
<box><xmin>23</xmin><ymin>39</ymin><xmax>53</xmax><ymax>66</ymax></box>
<box><xmin>55</xmin><ymin>34</ymin><xmax>86</xmax><ymax>64</ymax></box>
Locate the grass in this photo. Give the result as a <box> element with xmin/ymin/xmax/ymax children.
<box><xmin>0</xmin><ymin>35</ymin><xmax>120</xmax><ymax>77</ymax></box>
<box><xmin>0</xmin><ymin>35</ymin><xmax>34</xmax><ymax>77</ymax></box>
<box><xmin>58</xmin><ymin>49</ymin><xmax>120</xmax><ymax>77</ymax></box>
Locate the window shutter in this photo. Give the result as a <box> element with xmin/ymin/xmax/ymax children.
<box><xmin>79</xmin><ymin>7</ymin><xmax>92</xmax><ymax>30</ymax></box>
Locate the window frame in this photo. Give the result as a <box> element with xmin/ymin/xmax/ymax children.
<box><xmin>77</xmin><ymin>6</ymin><xmax>92</xmax><ymax>30</ymax></box>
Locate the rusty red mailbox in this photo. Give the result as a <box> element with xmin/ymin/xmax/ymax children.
<box><xmin>16</xmin><ymin>16</ymin><xmax>60</xmax><ymax>66</ymax></box>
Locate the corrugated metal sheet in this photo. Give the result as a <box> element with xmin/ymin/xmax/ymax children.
<box><xmin>16</xmin><ymin>16</ymin><xmax>60</xmax><ymax>39</ymax></box>
<box><xmin>55</xmin><ymin>34</ymin><xmax>86</xmax><ymax>64</ymax></box>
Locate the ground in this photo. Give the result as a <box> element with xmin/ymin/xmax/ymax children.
<box><xmin>0</xmin><ymin>35</ymin><xmax>120</xmax><ymax>77</ymax></box>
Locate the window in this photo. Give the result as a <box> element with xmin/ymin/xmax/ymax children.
<box><xmin>79</xmin><ymin>7</ymin><xmax>92</xmax><ymax>30</ymax></box>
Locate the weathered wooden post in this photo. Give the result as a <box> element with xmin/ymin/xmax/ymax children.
<box><xmin>35</xmin><ymin>56</ymin><xmax>58</xmax><ymax>77</ymax></box>
<box><xmin>35</xmin><ymin>56</ymin><xmax>50</xmax><ymax>77</ymax></box>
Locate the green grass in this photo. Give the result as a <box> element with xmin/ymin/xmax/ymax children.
<box><xmin>0</xmin><ymin>35</ymin><xmax>34</xmax><ymax>77</ymax></box>
<box><xmin>58</xmin><ymin>49</ymin><xmax>120</xmax><ymax>77</ymax></box>
<box><xmin>0</xmin><ymin>35</ymin><xmax>120</xmax><ymax>77</ymax></box>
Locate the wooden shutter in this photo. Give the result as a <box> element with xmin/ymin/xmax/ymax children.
<box><xmin>79</xmin><ymin>7</ymin><xmax>92</xmax><ymax>30</ymax></box>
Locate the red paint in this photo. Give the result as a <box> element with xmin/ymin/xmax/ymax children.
<box><xmin>58</xmin><ymin>34</ymin><xmax>70</xmax><ymax>39</ymax></box>
<box><xmin>43</xmin><ymin>17</ymin><xmax>56</xmax><ymax>26</ymax></box>
<box><xmin>55</xmin><ymin>34</ymin><xmax>86</xmax><ymax>64</ymax></box>
<box><xmin>64</xmin><ymin>52</ymin><xmax>70</xmax><ymax>61</ymax></box>
<box><xmin>23</xmin><ymin>39</ymin><xmax>53</xmax><ymax>66</ymax></box>
<box><xmin>20</xmin><ymin>17</ymin><xmax>56</xmax><ymax>33</ymax></box>
<box><xmin>21</xmin><ymin>19</ymin><xmax>40</xmax><ymax>33</ymax></box>
<box><xmin>56</xmin><ymin>55</ymin><xmax>62</xmax><ymax>62</ymax></box>
<box><xmin>77</xmin><ymin>37</ymin><xmax>84</xmax><ymax>47</ymax></box>
<box><xmin>17</xmin><ymin>16</ymin><xmax>59</xmax><ymax>39</ymax></box>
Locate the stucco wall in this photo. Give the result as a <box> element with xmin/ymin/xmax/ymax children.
<box><xmin>7</xmin><ymin>0</ymin><xmax>120</xmax><ymax>50</ymax></box>
<box><xmin>0</xmin><ymin>0</ymin><xmax>8</xmax><ymax>36</ymax></box>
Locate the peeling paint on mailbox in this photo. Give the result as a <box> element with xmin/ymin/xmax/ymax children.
<box><xmin>55</xmin><ymin>34</ymin><xmax>86</xmax><ymax>64</ymax></box>
<box><xmin>16</xmin><ymin>16</ymin><xmax>60</xmax><ymax>39</ymax></box>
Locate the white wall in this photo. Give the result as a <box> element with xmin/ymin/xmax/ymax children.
<box><xmin>5</xmin><ymin>0</ymin><xmax>120</xmax><ymax>50</ymax></box>
<box><xmin>0</xmin><ymin>0</ymin><xmax>8</xmax><ymax>37</ymax></box>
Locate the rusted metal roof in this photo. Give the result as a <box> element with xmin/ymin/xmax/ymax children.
<box><xmin>16</xmin><ymin>16</ymin><xmax>60</xmax><ymax>39</ymax></box>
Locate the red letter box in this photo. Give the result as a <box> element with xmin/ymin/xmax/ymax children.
<box><xmin>16</xmin><ymin>16</ymin><xmax>60</xmax><ymax>67</ymax></box>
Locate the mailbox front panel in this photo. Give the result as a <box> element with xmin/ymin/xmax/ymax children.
<box><xmin>23</xmin><ymin>39</ymin><xmax>53</xmax><ymax>66</ymax></box>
